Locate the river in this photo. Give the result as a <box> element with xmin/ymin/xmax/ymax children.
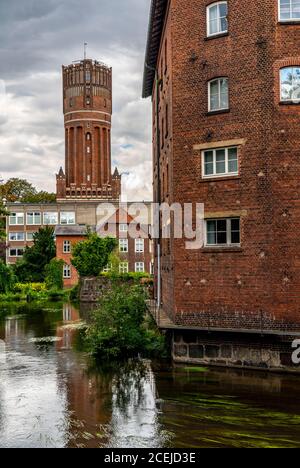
<box><xmin>0</xmin><ymin>301</ymin><xmax>300</xmax><ymax>448</ymax></box>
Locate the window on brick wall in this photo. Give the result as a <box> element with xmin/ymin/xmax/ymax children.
<box><xmin>26</xmin><ymin>232</ymin><xmax>36</xmax><ymax>242</ymax></box>
<box><xmin>119</xmin><ymin>262</ymin><xmax>129</xmax><ymax>274</ymax></box>
<box><xmin>205</xmin><ymin>218</ymin><xmax>240</xmax><ymax>246</ymax></box>
<box><xmin>279</xmin><ymin>0</ymin><xmax>300</xmax><ymax>21</ymax></box>
<box><xmin>135</xmin><ymin>262</ymin><xmax>145</xmax><ymax>273</ymax></box>
<box><xmin>207</xmin><ymin>2</ymin><xmax>228</xmax><ymax>37</ymax></box>
<box><xmin>43</xmin><ymin>212</ymin><xmax>58</xmax><ymax>225</ymax></box>
<box><xmin>135</xmin><ymin>238</ymin><xmax>144</xmax><ymax>253</ymax></box>
<box><xmin>63</xmin><ymin>264</ymin><xmax>71</xmax><ymax>279</ymax></box>
<box><xmin>60</xmin><ymin>212</ymin><xmax>75</xmax><ymax>225</ymax></box>
<box><xmin>119</xmin><ymin>224</ymin><xmax>128</xmax><ymax>233</ymax></box>
<box><xmin>208</xmin><ymin>78</ymin><xmax>229</xmax><ymax>112</ymax></box>
<box><xmin>9</xmin><ymin>232</ymin><xmax>25</xmax><ymax>242</ymax></box>
<box><xmin>63</xmin><ymin>240</ymin><xmax>71</xmax><ymax>254</ymax></box>
<box><xmin>9</xmin><ymin>213</ymin><xmax>24</xmax><ymax>226</ymax></box>
<box><xmin>202</xmin><ymin>147</ymin><xmax>238</xmax><ymax>178</ymax></box>
<box><xmin>119</xmin><ymin>239</ymin><xmax>128</xmax><ymax>253</ymax></box>
<box><xmin>26</xmin><ymin>212</ymin><xmax>41</xmax><ymax>225</ymax></box>
<box><xmin>9</xmin><ymin>248</ymin><xmax>24</xmax><ymax>258</ymax></box>
<box><xmin>280</xmin><ymin>67</ymin><xmax>300</xmax><ymax>102</ymax></box>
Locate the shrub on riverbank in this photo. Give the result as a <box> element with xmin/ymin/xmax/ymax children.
<box><xmin>85</xmin><ymin>283</ymin><xmax>165</xmax><ymax>360</ymax></box>
<box><xmin>0</xmin><ymin>282</ymin><xmax>70</xmax><ymax>303</ymax></box>
<box><xmin>0</xmin><ymin>261</ymin><xmax>16</xmax><ymax>293</ymax></box>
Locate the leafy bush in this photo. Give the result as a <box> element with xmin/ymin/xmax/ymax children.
<box><xmin>0</xmin><ymin>262</ymin><xmax>16</xmax><ymax>293</ymax></box>
<box><xmin>85</xmin><ymin>283</ymin><xmax>165</xmax><ymax>360</ymax></box>
<box><xmin>45</xmin><ymin>259</ymin><xmax>64</xmax><ymax>290</ymax></box>
<box><xmin>71</xmin><ymin>233</ymin><xmax>117</xmax><ymax>277</ymax></box>
<box><xmin>14</xmin><ymin>282</ymin><xmax>46</xmax><ymax>293</ymax></box>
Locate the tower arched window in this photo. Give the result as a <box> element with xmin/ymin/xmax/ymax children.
<box><xmin>280</xmin><ymin>67</ymin><xmax>300</xmax><ymax>102</ymax></box>
<box><xmin>86</xmin><ymin>133</ymin><xmax>91</xmax><ymax>141</ymax></box>
<box><xmin>208</xmin><ymin>77</ymin><xmax>229</xmax><ymax>112</ymax></box>
<box><xmin>207</xmin><ymin>2</ymin><xmax>228</xmax><ymax>37</ymax></box>
<box><xmin>279</xmin><ymin>0</ymin><xmax>300</xmax><ymax>21</ymax></box>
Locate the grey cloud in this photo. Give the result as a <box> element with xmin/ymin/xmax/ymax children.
<box><xmin>0</xmin><ymin>0</ymin><xmax>152</xmax><ymax>199</ymax></box>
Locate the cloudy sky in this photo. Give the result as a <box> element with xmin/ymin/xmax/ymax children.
<box><xmin>0</xmin><ymin>0</ymin><xmax>152</xmax><ymax>201</ymax></box>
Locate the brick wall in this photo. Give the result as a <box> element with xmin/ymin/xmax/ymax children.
<box><xmin>151</xmin><ymin>0</ymin><xmax>300</xmax><ymax>331</ymax></box>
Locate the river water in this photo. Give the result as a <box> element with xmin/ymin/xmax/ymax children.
<box><xmin>0</xmin><ymin>302</ymin><xmax>300</xmax><ymax>448</ymax></box>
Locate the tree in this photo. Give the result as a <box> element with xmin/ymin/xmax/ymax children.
<box><xmin>0</xmin><ymin>178</ymin><xmax>56</xmax><ymax>203</ymax></box>
<box><xmin>85</xmin><ymin>283</ymin><xmax>165</xmax><ymax>359</ymax></box>
<box><xmin>0</xmin><ymin>261</ymin><xmax>16</xmax><ymax>293</ymax></box>
<box><xmin>45</xmin><ymin>259</ymin><xmax>64</xmax><ymax>290</ymax></box>
<box><xmin>71</xmin><ymin>233</ymin><xmax>117</xmax><ymax>277</ymax></box>
<box><xmin>0</xmin><ymin>198</ymin><xmax>7</xmax><ymax>240</ymax></box>
<box><xmin>14</xmin><ymin>227</ymin><xmax>56</xmax><ymax>282</ymax></box>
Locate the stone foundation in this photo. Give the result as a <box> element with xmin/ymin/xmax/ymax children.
<box><xmin>172</xmin><ymin>330</ymin><xmax>300</xmax><ymax>372</ymax></box>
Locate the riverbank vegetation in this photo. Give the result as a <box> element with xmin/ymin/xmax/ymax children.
<box><xmin>85</xmin><ymin>282</ymin><xmax>165</xmax><ymax>360</ymax></box>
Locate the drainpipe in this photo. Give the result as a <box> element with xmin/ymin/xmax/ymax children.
<box><xmin>145</xmin><ymin>63</ymin><xmax>162</xmax><ymax>321</ymax></box>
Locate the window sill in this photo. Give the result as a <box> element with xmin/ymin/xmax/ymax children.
<box><xmin>278</xmin><ymin>20</ymin><xmax>300</xmax><ymax>25</ymax></box>
<box><xmin>279</xmin><ymin>101</ymin><xmax>300</xmax><ymax>106</ymax></box>
<box><xmin>200</xmin><ymin>175</ymin><xmax>241</xmax><ymax>183</ymax></box>
<box><xmin>205</xmin><ymin>32</ymin><xmax>229</xmax><ymax>41</ymax></box>
<box><xmin>201</xmin><ymin>246</ymin><xmax>243</xmax><ymax>253</ymax></box>
<box><xmin>206</xmin><ymin>109</ymin><xmax>230</xmax><ymax>116</ymax></box>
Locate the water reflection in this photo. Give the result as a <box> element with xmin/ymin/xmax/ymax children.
<box><xmin>0</xmin><ymin>303</ymin><xmax>300</xmax><ymax>448</ymax></box>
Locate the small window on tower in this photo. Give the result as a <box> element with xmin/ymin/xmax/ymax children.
<box><xmin>87</xmin><ymin>147</ymin><xmax>91</xmax><ymax>154</ymax></box>
<box><xmin>85</xmin><ymin>71</ymin><xmax>91</xmax><ymax>82</ymax></box>
<box><xmin>69</xmin><ymin>98</ymin><xmax>73</xmax><ymax>107</ymax></box>
<box><xmin>86</xmin><ymin>98</ymin><xmax>90</xmax><ymax>105</ymax></box>
<box><xmin>86</xmin><ymin>133</ymin><xmax>91</xmax><ymax>141</ymax></box>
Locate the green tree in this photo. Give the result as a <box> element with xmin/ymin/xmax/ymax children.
<box><xmin>85</xmin><ymin>283</ymin><xmax>165</xmax><ymax>359</ymax></box>
<box><xmin>0</xmin><ymin>178</ymin><xmax>56</xmax><ymax>203</ymax></box>
<box><xmin>0</xmin><ymin>261</ymin><xmax>16</xmax><ymax>293</ymax></box>
<box><xmin>45</xmin><ymin>259</ymin><xmax>64</xmax><ymax>290</ymax></box>
<box><xmin>71</xmin><ymin>233</ymin><xmax>117</xmax><ymax>277</ymax></box>
<box><xmin>14</xmin><ymin>227</ymin><xmax>56</xmax><ymax>282</ymax></box>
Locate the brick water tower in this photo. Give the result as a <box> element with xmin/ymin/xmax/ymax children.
<box><xmin>56</xmin><ymin>57</ymin><xmax>121</xmax><ymax>201</ymax></box>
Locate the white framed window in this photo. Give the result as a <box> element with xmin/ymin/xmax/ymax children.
<box><xmin>202</xmin><ymin>147</ymin><xmax>238</xmax><ymax>178</ymax></box>
<box><xmin>9</xmin><ymin>232</ymin><xmax>25</xmax><ymax>242</ymax></box>
<box><xmin>205</xmin><ymin>218</ymin><xmax>240</xmax><ymax>246</ymax></box>
<box><xmin>279</xmin><ymin>0</ymin><xmax>300</xmax><ymax>21</ymax></box>
<box><xmin>63</xmin><ymin>264</ymin><xmax>71</xmax><ymax>279</ymax></box>
<box><xmin>280</xmin><ymin>67</ymin><xmax>300</xmax><ymax>102</ymax></box>
<box><xmin>135</xmin><ymin>238</ymin><xmax>144</xmax><ymax>253</ymax></box>
<box><xmin>43</xmin><ymin>212</ymin><xmax>58</xmax><ymax>225</ymax></box>
<box><xmin>9</xmin><ymin>213</ymin><xmax>24</xmax><ymax>226</ymax></box>
<box><xmin>103</xmin><ymin>263</ymin><xmax>112</xmax><ymax>273</ymax></box>
<box><xmin>208</xmin><ymin>78</ymin><xmax>229</xmax><ymax>112</ymax></box>
<box><xmin>135</xmin><ymin>262</ymin><xmax>145</xmax><ymax>273</ymax></box>
<box><xmin>119</xmin><ymin>224</ymin><xmax>128</xmax><ymax>233</ymax></box>
<box><xmin>26</xmin><ymin>212</ymin><xmax>41</xmax><ymax>225</ymax></box>
<box><xmin>60</xmin><ymin>212</ymin><xmax>75</xmax><ymax>225</ymax></box>
<box><xmin>119</xmin><ymin>262</ymin><xmax>129</xmax><ymax>274</ymax></box>
<box><xmin>63</xmin><ymin>240</ymin><xmax>71</xmax><ymax>254</ymax></box>
<box><xmin>119</xmin><ymin>239</ymin><xmax>128</xmax><ymax>253</ymax></box>
<box><xmin>26</xmin><ymin>232</ymin><xmax>36</xmax><ymax>242</ymax></box>
<box><xmin>9</xmin><ymin>248</ymin><xmax>24</xmax><ymax>258</ymax></box>
<box><xmin>207</xmin><ymin>1</ymin><xmax>228</xmax><ymax>36</ymax></box>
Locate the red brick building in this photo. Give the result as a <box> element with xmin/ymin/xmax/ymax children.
<box><xmin>55</xmin><ymin>209</ymin><xmax>153</xmax><ymax>288</ymax></box>
<box><xmin>143</xmin><ymin>0</ymin><xmax>300</xmax><ymax>370</ymax></box>
<box><xmin>56</xmin><ymin>58</ymin><xmax>121</xmax><ymax>201</ymax></box>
